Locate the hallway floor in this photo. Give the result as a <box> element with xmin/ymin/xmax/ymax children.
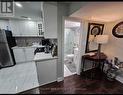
<box><xmin>64</xmin><ymin>59</ymin><xmax>76</xmax><ymax>77</ymax></box>
<box><xmin>20</xmin><ymin>68</ymin><xmax>123</xmax><ymax>94</ymax></box>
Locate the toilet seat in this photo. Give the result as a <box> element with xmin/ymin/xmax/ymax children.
<box><xmin>66</xmin><ymin>54</ymin><xmax>74</xmax><ymax>63</ymax></box>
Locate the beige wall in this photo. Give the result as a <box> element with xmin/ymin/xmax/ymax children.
<box><xmin>81</xmin><ymin>20</ymin><xmax>106</xmax><ymax>71</ymax></box>
<box><xmin>82</xmin><ymin>19</ymin><xmax>123</xmax><ymax>61</ymax></box>
<box><xmin>102</xmin><ymin>20</ymin><xmax>123</xmax><ymax>61</ymax></box>
<box><xmin>81</xmin><ymin>19</ymin><xmax>123</xmax><ymax>70</ymax></box>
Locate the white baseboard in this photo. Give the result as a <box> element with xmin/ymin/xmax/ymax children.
<box><xmin>39</xmin><ymin>80</ymin><xmax>57</xmax><ymax>87</ymax></box>
<box><xmin>57</xmin><ymin>77</ymin><xmax>63</xmax><ymax>82</ymax></box>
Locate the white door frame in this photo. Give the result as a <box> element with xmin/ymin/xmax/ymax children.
<box><xmin>61</xmin><ymin>16</ymin><xmax>83</xmax><ymax>79</ymax></box>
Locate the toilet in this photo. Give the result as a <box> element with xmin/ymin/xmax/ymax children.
<box><xmin>66</xmin><ymin>47</ymin><xmax>79</xmax><ymax>65</ymax></box>
<box><xmin>73</xmin><ymin>48</ymin><xmax>78</xmax><ymax>66</ymax></box>
<box><xmin>66</xmin><ymin>54</ymin><xmax>74</xmax><ymax>63</ymax></box>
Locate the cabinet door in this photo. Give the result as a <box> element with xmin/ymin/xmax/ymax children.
<box><xmin>36</xmin><ymin>21</ymin><xmax>44</xmax><ymax>36</ymax></box>
<box><xmin>18</xmin><ymin>20</ymin><xmax>28</xmax><ymax>36</ymax></box>
<box><xmin>9</xmin><ymin>20</ymin><xmax>21</xmax><ymax>36</ymax></box>
<box><xmin>43</xmin><ymin>3</ymin><xmax>57</xmax><ymax>38</ymax></box>
<box><xmin>26</xmin><ymin>21</ymin><xmax>37</xmax><ymax>36</ymax></box>
<box><xmin>36</xmin><ymin>59</ymin><xmax>57</xmax><ymax>86</ymax></box>
<box><xmin>19</xmin><ymin>20</ymin><xmax>37</xmax><ymax>36</ymax></box>
<box><xmin>24</xmin><ymin>48</ymin><xmax>35</xmax><ymax>62</ymax></box>
<box><xmin>13</xmin><ymin>48</ymin><xmax>26</xmax><ymax>63</ymax></box>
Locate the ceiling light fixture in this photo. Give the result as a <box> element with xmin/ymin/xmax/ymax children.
<box><xmin>28</xmin><ymin>17</ymin><xmax>31</xmax><ymax>20</ymax></box>
<box><xmin>15</xmin><ymin>2</ymin><xmax>23</xmax><ymax>8</ymax></box>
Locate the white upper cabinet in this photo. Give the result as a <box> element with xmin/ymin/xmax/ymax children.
<box><xmin>9</xmin><ymin>19</ymin><xmax>43</xmax><ymax>37</ymax></box>
<box><xmin>43</xmin><ymin>3</ymin><xmax>57</xmax><ymax>38</ymax></box>
<box><xmin>19</xmin><ymin>20</ymin><xmax>37</xmax><ymax>36</ymax></box>
<box><xmin>36</xmin><ymin>21</ymin><xmax>44</xmax><ymax>36</ymax></box>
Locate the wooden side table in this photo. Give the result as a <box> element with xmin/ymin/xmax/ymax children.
<box><xmin>81</xmin><ymin>52</ymin><xmax>107</xmax><ymax>72</ymax></box>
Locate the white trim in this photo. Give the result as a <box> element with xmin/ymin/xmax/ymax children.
<box><xmin>38</xmin><ymin>80</ymin><xmax>57</xmax><ymax>87</ymax></box>
<box><xmin>62</xmin><ymin>16</ymin><xmax>65</xmax><ymax>80</ymax></box>
<box><xmin>57</xmin><ymin>77</ymin><xmax>63</xmax><ymax>82</ymax></box>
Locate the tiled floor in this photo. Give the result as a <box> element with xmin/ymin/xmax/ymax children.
<box><xmin>64</xmin><ymin>56</ymin><xmax>76</xmax><ymax>77</ymax></box>
<box><xmin>0</xmin><ymin>62</ymin><xmax>39</xmax><ymax>94</ymax></box>
<box><xmin>64</xmin><ymin>64</ymin><xmax>76</xmax><ymax>77</ymax></box>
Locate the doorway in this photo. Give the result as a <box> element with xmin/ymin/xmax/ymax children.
<box><xmin>64</xmin><ymin>19</ymin><xmax>81</xmax><ymax>77</ymax></box>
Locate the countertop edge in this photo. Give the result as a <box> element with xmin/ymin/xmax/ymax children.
<box><xmin>34</xmin><ymin>57</ymin><xmax>58</xmax><ymax>62</ymax></box>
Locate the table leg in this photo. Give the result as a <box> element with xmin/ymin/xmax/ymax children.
<box><xmin>101</xmin><ymin>61</ymin><xmax>105</xmax><ymax>72</ymax></box>
<box><xmin>82</xmin><ymin>57</ymin><xmax>85</xmax><ymax>72</ymax></box>
<box><xmin>92</xmin><ymin>61</ymin><xmax>95</xmax><ymax>68</ymax></box>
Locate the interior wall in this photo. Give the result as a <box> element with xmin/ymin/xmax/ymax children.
<box><xmin>64</xmin><ymin>28</ymin><xmax>74</xmax><ymax>55</ymax></box>
<box><xmin>0</xmin><ymin>20</ymin><xmax>9</xmax><ymax>30</ymax></box>
<box><xmin>80</xmin><ymin>20</ymin><xmax>106</xmax><ymax>71</ymax></box>
<box><xmin>82</xmin><ymin>18</ymin><xmax>123</xmax><ymax>66</ymax></box>
<box><xmin>102</xmin><ymin>19</ymin><xmax>123</xmax><ymax>61</ymax></box>
<box><xmin>57</xmin><ymin>3</ymin><xmax>69</xmax><ymax>79</ymax></box>
<box><xmin>68</xmin><ymin>2</ymin><xmax>91</xmax><ymax>16</ymax></box>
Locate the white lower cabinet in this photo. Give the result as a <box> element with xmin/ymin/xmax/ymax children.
<box><xmin>9</xmin><ymin>19</ymin><xmax>44</xmax><ymax>37</ymax></box>
<box><xmin>13</xmin><ymin>48</ymin><xmax>26</xmax><ymax>63</ymax></box>
<box><xmin>36</xmin><ymin>59</ymin><xmax>57</xmax><ymax>86</ymax></box>
<box><xmin>24</xmin><ymin>48</ymin><xmax>35</xmax><ymax>62</ymax></box>
<box><xmin>13</xmin><ymin>47</ymin><xmax>35</xmax><ymax>63</ymax></box>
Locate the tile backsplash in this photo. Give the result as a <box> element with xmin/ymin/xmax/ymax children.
<box><xmin>15</xmin><ymin>37</ymin><xmax>57</xmax><ymax>46</ymax></box>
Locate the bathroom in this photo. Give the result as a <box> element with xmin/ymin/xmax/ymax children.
<box><xmin>64</xmin><ymin>20</ymin><xmax>81</xmax><ymax>77</ymax></box>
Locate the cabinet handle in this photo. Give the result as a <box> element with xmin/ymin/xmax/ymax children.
<box><xmin>39</xmin><ymin>30</ymin><xmax>40</xmax><ymax>35</ymax></box>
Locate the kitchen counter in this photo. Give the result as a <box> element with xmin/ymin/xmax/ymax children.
<box><xmin>34</xmin><ymin>52</ymin><xmax>57</xmax><ymax>86</ymax></box>
<box><xmin>34</xmin><ymin>52</ymin><xmax>58</xmax><ymax>62</ymax></box>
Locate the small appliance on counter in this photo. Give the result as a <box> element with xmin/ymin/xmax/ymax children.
<box><xmin>34</xmin><ymin>47</ymin><xmax>45</xmax><ymax>55</ymax></box>
<box><xmin>42</xmin><ymin>39</ymin><xmax>51</xmax><ymax>53</ymax></box>
<box><xmin>51</xmin><ymin>43</ymin><xmax>57</xmax><ymax>57</ymax></box>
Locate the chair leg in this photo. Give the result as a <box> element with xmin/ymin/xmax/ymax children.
<box><xmin>92</xmin><ymin>61</ymin><xmax>95</xmax><ymax>68</ymax></box>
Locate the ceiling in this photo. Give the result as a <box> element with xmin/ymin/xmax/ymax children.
<box><xmin>70</xmin><ymin>2</ymin><xmax>123</xmax><ymax>22</ymax></box>
<box><xmin>65</xmin><ymin>20</ymin><xmax>80</xmax><ymax>28</ymax></box>
<box><xmin>14</xmin><ymin>2</ymin><xmax>42</xmax><ymax>20</ymax></box>
<box><xmin>0</xmin><ymin>2</ymin><xmax>42</xmax><ymax>21</ymax></box>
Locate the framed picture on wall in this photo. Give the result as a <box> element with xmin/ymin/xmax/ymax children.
<box><xmin>112</xmin><ymin>21</ymin><xmax>123</xmax><ymax>38</ymax></box>
<box><xmin>85</xmin><ymin>23</ymin><xmax>104</xmax><ymax>53</ymax></box>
